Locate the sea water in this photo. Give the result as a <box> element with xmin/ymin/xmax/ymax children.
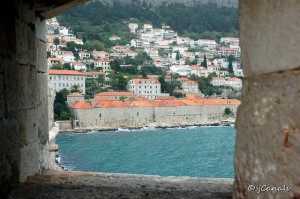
<box><xmin>56</xmin><ymin>126</ymin><xmax>235</xmax><ymax>178</ymax></box>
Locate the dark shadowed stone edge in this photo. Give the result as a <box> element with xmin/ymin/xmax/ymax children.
<box><xmin>9</xmin><ymin>170</ymin><xmax>233</xmax><ymax>199</ymax></box>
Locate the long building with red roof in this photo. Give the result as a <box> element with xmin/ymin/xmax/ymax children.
<box><xmin>68</xmin><ymin>92</ymin><xmax>241</xmax><ymax>129</ymax></box>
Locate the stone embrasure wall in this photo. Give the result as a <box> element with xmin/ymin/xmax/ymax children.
<box><xmin>235</xmin><ymin>0</ymin><xmax>300</xmax><ymax>198</ymax></box>
<box><xmin>0</xmin><ymin>1</ymin><xmax>51</xmax><ymax>194</ymax></box>
<box><xmin>72</xmin><ymin>104</ymin><xmax>238</xmax><ymax>129</ymax></box>
<box><xmin>0</xmin><ymin>0</ymin><xmax>87</xmax><ymax>195</ymax></box>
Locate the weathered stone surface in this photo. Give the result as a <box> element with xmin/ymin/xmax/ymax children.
<box><xmin>20</xmin><ymin>142</ymin><xmax>40</xmax><ymax>182</ymax></box>
<box><xmin>240</xmin><ymin>0</ymin><xmax>300</xmax><ymax>77</ymax></box>
<box><xmin>10</xmin><ymin>170</ymin><xmax>233</xmax><ymax>199</ymax></box>
<box><xmin>36</xmin><ymin>39</ymin><xmax>47</xmax><ymax>73</ymax></box>
<box><xmin>0</xmin><ymin>119</ymin><xmax>21</xmax><ymax>195</ymax></box>
<box><xmin>6</xmin><ymin>64</ymin><xmax>38</xmax><ymax>111</ymax></box>
<box><xmin>234</xmin><ymin>70</ymin><xmax>300</xmax><ymax>198</ymax></box>
<box><xmin>35</xmin><ymin>18</ymin><xmax>46</xmax><ymax>42</ymax></box>
<box><xmin>24</xmin><ymin>109</ymin><xmax>39</xmax><ymax>144</ymax></box>
<box><xmin>15</xmin><ymin>19</ymin><xmax>29</xmax><ymax>65</ymax></box>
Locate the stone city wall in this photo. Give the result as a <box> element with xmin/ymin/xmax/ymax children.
<box><xmin>71</xmin><ymin>104</ymin><xmax>238</xmax><ymax>129</ymax></box>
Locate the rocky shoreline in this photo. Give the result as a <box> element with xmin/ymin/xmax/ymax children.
<box><xmin>58</xmin><ymin>119</ymin><xmax>235</xmax><ymax>133</ymax></box>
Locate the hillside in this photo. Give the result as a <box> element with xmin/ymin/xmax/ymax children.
<box><xmin>57</xmin><ymin>0</ymin><xmax>238</xmax><ymax>46</ymax></box>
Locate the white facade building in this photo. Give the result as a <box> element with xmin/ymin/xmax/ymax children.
<box><xmin>49</xmin><ymin>69</ymin><xmax>86</xmax><ymax>93</ymax></box>
<box><xmin>211</xmin><ymin>77</ymin><xmax>226</xmax><ymax>86</ymax></box>
<box><xmin>226</xmin><ymin>77</ymin><xmax>242</xmax><ymax>89</ymax></box>
<box><xmin>127</xmin><ymin>78</ymin><xmax>162</xmax><ymax>100</ymax></box>
<box><xmin>182</xmin><ymin>80</ymin><xmax>199</xmax><ymax>93</ymax></box>
<box><xmin>129</xmin><ymin>23</ymin><xmax>138</xmax><ymax>34</ymax></box>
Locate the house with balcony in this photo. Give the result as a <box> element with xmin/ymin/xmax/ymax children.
<box><xmin>92</xmin><ymin>50</ymin><xmax>109</xmax><ymax>59</ymax></box>
<box><xmin>211</xmin><ymin>77</ymin><xmax>226</xmax><ymax>87</ymax></box>
<box><xmin>127</xmin><ymin>78</ymin><xmax>164</xmax><ymax>100</ymax></box>
<box><xmin>78</xmin><ymin>51</ymin><xmax>90</xmax><ymax>59</ymax></box>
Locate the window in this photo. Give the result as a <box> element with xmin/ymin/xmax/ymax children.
<box><xmin>50</xmin><ymin>77</ymin><xmax>52</xmax><ymax>80</ymax></box>
<box><xmin>59</xmin><ymin>83</ymin><xmax>61</xmax><ymax>87</ymax></box>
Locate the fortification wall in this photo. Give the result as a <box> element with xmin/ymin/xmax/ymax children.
<box><xmin>72</xmin><ymin>104</ymin><xmax>238</xmax><ymax>129</ymax></box>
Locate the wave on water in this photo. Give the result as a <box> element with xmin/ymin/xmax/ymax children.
<box><xmin>117</xmin><ymin>128</ymin><xmax>131</xmax><ymax>132</ymax></box>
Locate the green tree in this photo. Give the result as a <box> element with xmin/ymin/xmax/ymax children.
<box><xmin>53</xmin><ymin>37</ymin><xmax>60</xmax><ymax>50</ymax></box>
<box><xmin>54</xmin><ymin>28</ymin><xmax>59</xmax><ymax>34</ymax></box>
<box><xmin>224</xmin><ymin>108</ymin><xmax>233</xmax><ymax>116</ymax></box>
<box><xmin>63</xmin><ymin>63</ymin><xmax>71</xmax><ymax>70</ymax></box>
<box><xmin>176</xmin><ymin>51</ymin><xmax>180</xmax><ymax>61</ymax></box>
<box><xmin>97</xmin><ymin>74</ymin><xmax>105</xmax><ymax>86</ymax></box>
<box><xmin>201</xmin><ymin>54</ymin><xmax>207</xmax><ymax>68</ymax></box>
<box><xmin>71</xmin><ymin>85</ymin><xmax>81</xmax><ymax>93</ymax></box>
<box><xmin>228</xmin><ymin>55</ymin><xmax>234</xmax><ymax>74</ymax></box>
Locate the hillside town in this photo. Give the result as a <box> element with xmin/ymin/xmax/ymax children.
<box><xmin>46</xmin><ymin>17</ymin><xmax>242</xmax><ymax>122</ymax></box>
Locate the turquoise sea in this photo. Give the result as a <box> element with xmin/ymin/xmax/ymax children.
<box><xmin>56</xmin><ymin>126</ymin><xmax>236</xmax><ymax>178</ymax></box>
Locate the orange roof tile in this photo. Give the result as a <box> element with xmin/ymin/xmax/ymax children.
<box><xmin>71</xmin><ymin>101</ymin><xmax>93</xmax><ymax>109</ymax></box>
<box><xmin>49</xmin><ymin>70</ymin><xmax>86</xmax><ymax>76</ymax></box>
<box><xmin>129</xmin><ymin>101</ymin><xmax>155</xmax><ymax>107</ymax></box>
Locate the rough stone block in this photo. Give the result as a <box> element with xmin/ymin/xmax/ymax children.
<box><xmin>15</xmin><ymin>19</ymin><xmax>37</xmax><ymax>66</ymax></box>
<box><xmin>37</xmin><ymin>103</ymin><xmax>49</xmax><ymax>144</ymax></box>
<box><xmin>20</xmin><ymin>142</ymin><xmax>39</xmax><ymax>182</ymax></box>
<box><xmin>6</xmin><ymin>64</ymin><xmax>37</xmax><ymax>111</ymax></box>
<box><xmin>35</xmin><ymin>18</ymin><xmax>46</xmax><ymax>42</ymax></box>
<box><xmin>37</xmin><ymin>73</ymin><xmax>48</xmax><ymax>105</ymax></box>
<box><xmin>0</xmin><ymin>118</ymin><xmax>21</xmax><ymax>189</ymax></box>
<box><xmin>36</xmin><ymin>39</ymin><xmax>47</xmax><ymax>73</ymax></box>
<box><xmin>15</xmin><ymin>19</ymin><xmax>29</xmax><ymax>65</ymax></box>
<box><xmin>24</xmin><ymin>109</ymin><xmax>39</xmax><ymax>144</ymax></box>
<box><xmin>240</xmin><ymin>0</ymin><xmax>300</xmax><ymax>77</ymax></box>
<box><xmin>27</xmin><ymin>24</ymin><xmax>37</xmax><ymax>66</ymax></box>
<box><xmin>16</xmin><ymin>1</ymin><xmax>35</xmax><ymax>24</ymax></box>
<box><xmin>234</xmin><ymin>70</ymin><xmax>300</xmax><ymax>198</ymax></box>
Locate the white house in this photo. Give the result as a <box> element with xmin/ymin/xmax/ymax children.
<box><xmin>196</xmin><ymin>39</ymin><xmax>218</xmax><ymax>50</ymax></box>
<box><xmin>211</xmin><ymin>77</ymin><xmax>226</xmax><ymax>87</ymax></box>
<box><xmin>182</xmin><ymin>52</ymin><xmax>195</xmax><ymax>60</ymax></box>
<box><xmin>109</xmin><ymin>35</ymin><xmax>121</xmax><ymax>41</ymax></box>
<box><xmin>130</xmin><ymin>39</ymin><xmax>144</xmax><ymax>49</ymax></box>
<box><xmin>124</xmin><ymin>50</ymin><xmax>138</xmax><ymax>58</ymax></box>
<box><xmin>145</xmin><ymin>48</ymin><xmax>159</xmax><ymax>59</ymax></box>
<box><xmin>129</xmin><ymin>23</ymin><xmax>138</xmax><ymax>34</ymax></box>
<box><xmin>170</xmin><ymin>65</ymin><xmax>191</xmax><ymax>76</ymax></box>
<box><xmin>216</xmin><ymin>70</ymin><xmax>229</xmax><ymax>77</ymax></box>
<box><xmin>49</xmin><ymin>69</ymin><xmax>86</xmax><ymax>93</ymax></box>
<box><xmin>71</xmin><ymin>62</ymin><xmax>87</xmax><ymax>71</ymax></box>
<box><xmin>111</xmin><ymin>45</ymin><xmax>124</xmax><ymax>52</ymax></box>
<box><xmin>190</xmin><ymin>65</ymin><xmax>209</xmax><ymax>77</ymax></box>
<box><xmin>92</xmin><ymin>50</ymin><xmax>109</xmax><ymax>59</ymax></box>
<box><xmin>172</xmin><ymin>46</ymin><xmax>188</xmax><ymax>54</ymax></box>
<box><xmin>94</xmin><ymin>58</ymin><xmax>113</xmax><ymax>73</ymax></box>
<box><xmin>127</xmin><ymin>78</ymin><xmax>162</xmax><ymax>100</ymax></box>
<box><xmin>55</xmin><ymin>50</ymin><xmax>75</xmax><ymax>62</ymax></box>
<box><xmin>234</xmin><ymin>68</ymin><xmax>244</xmax><ymax>77</ymax></box>
<box><xmin>78</xmin><ymin>51</ymin><xmax>90</xmax><ymax>59</ymax></box>
<box><xmin>226</xmin><ymin>77</ymin><xmax>242</xmax><ymax>89</ymax></box>
<box><xmin>207</xmin><ymin>65</ymin><xmax>220</xmax><ymax>73</ymax></box>
<box><xmin>217</xmin><ymin>47</ymin><xmax>240</xmax><ymax>57</ymax></box>
<box><xmin>182</xmin><ymin>80</ymin><xmax>199</xmax><ymax>94</ymax></box>
<box><xmin>143</xmin><ymin>24</ymin><xmax>153</xmax><ymax>32</ymax></box>
<box><xmin>220</xmin><ymin>37</ymin><xmax>240</xmax><ymax>45</ymax></box>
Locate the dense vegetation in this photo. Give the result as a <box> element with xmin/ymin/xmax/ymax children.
<box><xmin>57</xmin><ymin>0</ymin><xmax>238</xmax><ymax>43</ymax></box>
<box><xmin>54</xmin><ymin>89</ymin><xmax>73</xmax><ymax>120</ymax></box>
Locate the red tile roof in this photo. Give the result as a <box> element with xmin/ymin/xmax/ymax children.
<box><xmin>71</xmin><ymin>102</ymin><xmax>93</xmax><ymax>109</ymax></box>
<box><xmin>49</xmin><ymin>70</ymin><xmax>86</xmax><ymax>76</ymax></box>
